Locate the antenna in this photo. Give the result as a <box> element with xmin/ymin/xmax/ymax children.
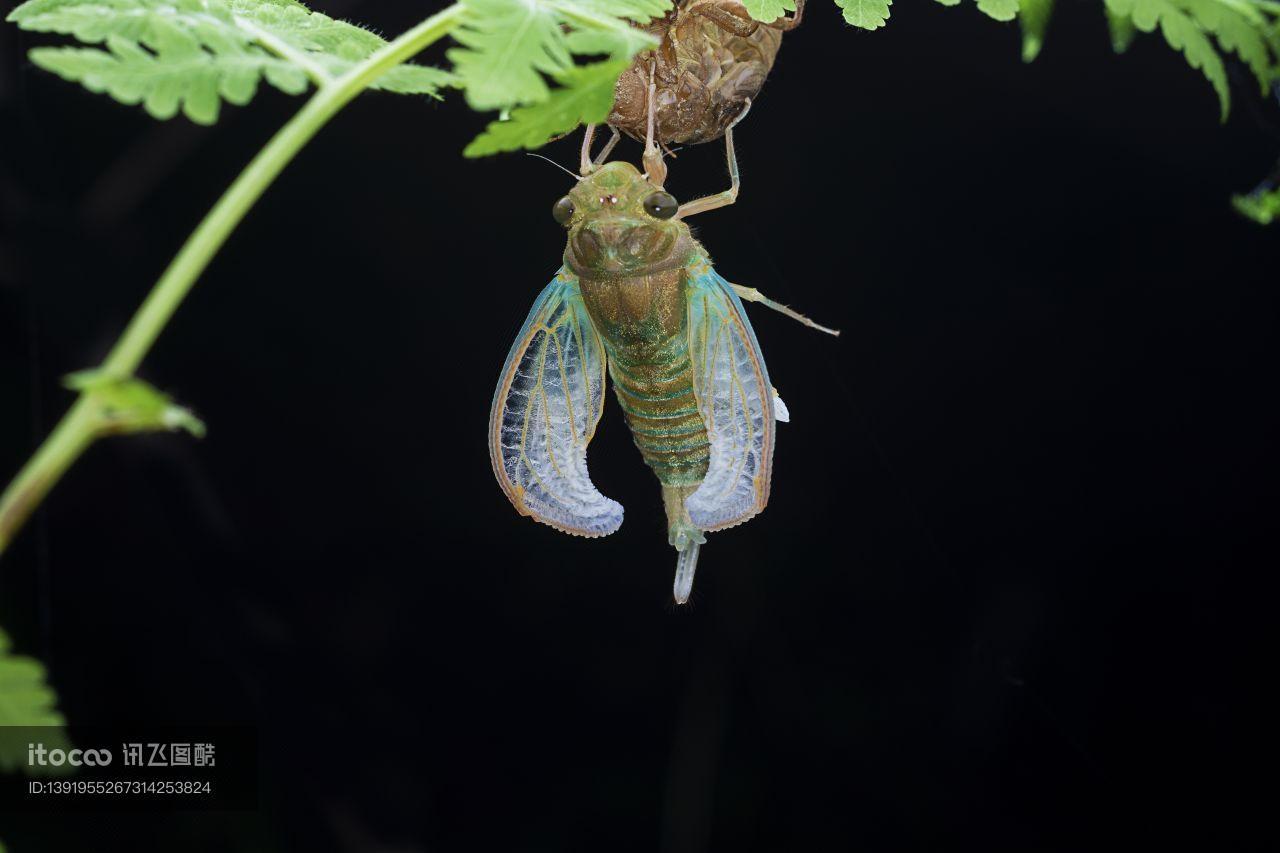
<box><xmin>525</xmin><ymin>152</ymin><xmax>583</xmax><ymax>181</ymax></box>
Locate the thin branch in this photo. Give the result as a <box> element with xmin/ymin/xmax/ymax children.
<box><xmin>0</xmin><ymin>3</ymin><xmax>468</xmax><ymax>558</ymax></box>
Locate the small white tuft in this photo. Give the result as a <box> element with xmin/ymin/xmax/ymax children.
<box><xmin>773</xmin><ymin>391</ymin><xmax>790</xmax><ymax>423</ymax></box>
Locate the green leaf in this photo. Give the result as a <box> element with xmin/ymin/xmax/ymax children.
<box><xmin>8</xmin><ymin>0</ymin><xmax>452</xmax><ymax>124</ymax></box>
<box><xmin>837</xmin><ymin>0</ymin><xmax>892</xmax><ymax>30</ymax></box>
<box><xmin>1019</xmin><ymin>0</ymin><xmax>1054</xmax><ymax>60</ymax></box>
<box><xmin>1232</xmin><ymin>186</ymin><xmax>1280</xmax><ymax>224</ymax></box>
<box><xmin>1102</xmin><ymin>0</ymin><xmax>1280</xmax><ymax>118</ymax></box>
<box><xmin>465</xmin><ymin>59</ymin><xmax>629</xmax><ymax>156</ymax></box>
<box><xmin>0</xmin><ymin>626</ymin><xmax>70</xmax><ymax>776</ymax></box>
<box><xmin>976</xmin><ymin>0</ymin><xmax>1020</xmax><ymax>21</ymax></box>
<box><xmin>741</xmin><ymin>0</ymin><xmax>797</xmax><ymax>23</ymax></box>
<box><xmin>930</xmin><ymin>0</ymin><xmax>1019</xmax><ymax>22</ymax></box>
<box><xmin>1106</xmin><ymin>5</ymin><xmax>1139</xmax><ymax>51</ymax></box>
<box><xmin>65</xmin><ymin>370</ymin><xmax>207</xmax><ymax>438</ymax></box>
<box><xmin>1104</xmin><ymin>0</ymin><xmax>1256</xmax><ymax>119</ymax></box>
<box><xmin>448</xmin><ymin>0</ymin><xmax>667</xmax><ymax>112</ymax></box>
<box><xmin>1179</xmin><ymin>0</ymin><xmax>1274</xmax><ymax>92</ymax></box>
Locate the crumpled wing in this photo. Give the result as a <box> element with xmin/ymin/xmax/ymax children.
<box><xmin>684</xmin><ymin>255</ymin><xmax>776</xmax><ymax>531</ymax></box>
<box><xmin>489</xmin><ymin>268</ymin><xmax>623</xmax><ymax>537</ymax></box>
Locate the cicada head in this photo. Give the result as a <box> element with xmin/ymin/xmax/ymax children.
<box><xmin>557</xmin><ymin>162</ymin><xmax>696</xmax><ymax>278</ymax></box>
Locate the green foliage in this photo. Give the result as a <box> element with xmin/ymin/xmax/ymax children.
<box><xmin>1107</xmin><ymin>5</ymin><xmax>1139</xmax><ymax>50</ymax></box>
<box><xmin>0</xmin><ymin>626</ymin><xmax>70</xmax><ymax>776</ymax></box>
<box><xmin>448</xmin><ymin>0</ymin><xmax>664</xmax><ymax>110</ymax></box>
<box><xmin>836</xmin><ymin>0</ymin><xmax>891</xmax><ymax>29</ymax></box>
<box><xmin>742</xmin><ymin>0</ymin><xmax>798</xmax><ymax>22</ymax></box>
<box><xmin>1233</xmin><ymin>185</ymin><xmax>1280</xmax><ymax>222</ymax></box>
<box><xmin>974</xmin><ymin>0</ymin><xmax>1021</xmax><ymax>21</ymax></box>
<box><xmin>6</xmin><ymin>0</ymin><xmax>452</xmax><ymax>124</ymax></box>
<box><xmin>1105</xmin><ymin>0</ymin><xmax>1278</xmax><ymax>119</ymax></box>
<box><xmin>465</xmin><ymin>59</ymin><xmax>629</xmax><ymax>156</ymax></box>
<box><xmin>1019</xmin><ymin>0</ymin><xmax>1054</xmax><ymax>60</ymax></box>
<box><xmin>448</xmin><ymin>0</ymin><xmax>668</xmax><ymax>153</ymax></box>
<box><xmin>65</xmin><ymin>370</ymin><xmax>207</xmax><ymax>438</ymax></box>
<box><xmin>769</xmin><ymin>0</ymin><xmax>1279</xmax><ymax>122</ymax></box>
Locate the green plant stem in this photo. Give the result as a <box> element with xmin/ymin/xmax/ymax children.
<box><xmin>0</xmin><ymin>3</ymin><xmax>466</xmax><ymax>558</ymax></box>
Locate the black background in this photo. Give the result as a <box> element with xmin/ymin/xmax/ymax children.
<box><xmin>1</xmin><ymin>1</ymin><xmax>1276</xmax><ymax>851</ymax></box>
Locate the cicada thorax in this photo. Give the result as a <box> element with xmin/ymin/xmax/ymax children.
<box><xmin>609</xmin><ymin>0</ymin><xmax>799</xmax><ymax>146</ymax></box>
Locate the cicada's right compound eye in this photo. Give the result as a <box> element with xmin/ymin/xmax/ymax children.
<box><xmin>643</xmin><ymin>192</ymin><xmax>678</xmax><ymax>220</ymax></box>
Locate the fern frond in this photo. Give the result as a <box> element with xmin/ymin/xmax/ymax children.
<box><xmin>925</xmin><ymin>0</ymin><xmax>1019</xmax><ymax>22</ymax></box>
<box><xmin>448</xmin><ymin>0</ymin><xmax>667</xmax><ymax>112</ymax></box>
<box><xmin>1233</xmin><ymin>183</ymin><xmax>1280</xmax><ymax>222</ymax></box>
<box><xmin>975</xmin><ymin>0</ymin><xmax>1021</xmax><ymax>21</ymax></box>
<box><xmin>7</xmin><ymin>0</ymin><xmax>453</xmax><ymax>124</ymax></box>
<box><xmin>0</xmin><ymin>626</ymin><xmax>71</xmax><ymax>777</ymax></box>
<box><xmin>1104</xmin><ymin>0</ymin><xmax>1280</xmax><ymax>118</ymax></box>
<box><xmin>1228</xmin><ymin>158</ymin><xmax>1280</xmax><ymax>220</ymax></box>
<box><xmin>448</xmin><ymin>0</ymin><xmax>669</xmax><ymax>153</ymax></box>
<box><xmin>464</xmin><ymin>59</ymin><xmax>629</xmax><ymax>156</ymax></box>
<box><xmin>1019</xmin><ymin>0</ymin><xmax>1055</xmax><ymax>59</ymax></box>
<box><xmin>742</xmin><ymin>0</ymin><xmax>799</xmax><ymax>23</ymax></box>
<box><xmin>1107</xmin><ymin>5</ymin><xmax>1140</xmax><ymax>50</ymax></box>
<box><xmin>1180</xmin><ymin>0</ymin><xmax>1276</xmax><ymax>88</ymax></box>
<box><xmin>836</xmin><ymin>0</ymin><xmax>892</xmax><ymax>29</ymax></box>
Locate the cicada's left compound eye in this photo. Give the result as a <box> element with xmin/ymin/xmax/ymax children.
<box><xmin>552</xmin><ymin>196</ymin><xmax>575</xmax><ymax>226</ymax></box>
<box><xmin>643</xmin><ymin>191</ymin><xmax>679</xmax><ymax>220</ymax></box>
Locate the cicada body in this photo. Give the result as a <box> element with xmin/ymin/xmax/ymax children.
<box><xmin>609</xmin><ymin>0</ymin><xmax>803</xmax><ymax>147</ymax></box>
<box><xmin>489</xmin><ymin>161</ymin><xmax>783</xmax><ymax>603</ymax></box>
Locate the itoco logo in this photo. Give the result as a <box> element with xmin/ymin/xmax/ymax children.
<box><xmin>27</xmin><ymin>743</ymin><xmax>113</xmax><ymax>767</ymax></box>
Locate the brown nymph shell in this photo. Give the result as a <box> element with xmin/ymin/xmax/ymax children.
<box><xmin>609</xmin><ymin>0</ymin><xmax>802</xmax><ymax>146</ymax></box>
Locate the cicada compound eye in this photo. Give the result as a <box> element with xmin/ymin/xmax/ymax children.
<box><xmin>643</xmin><ymin>191</ymin><xmax>679</xmax><ymax>220</ymax></box>
<box><xmin>552</xmin><ymin>196</ymin><xmax>575</xmax><ymax>226</ymax></box>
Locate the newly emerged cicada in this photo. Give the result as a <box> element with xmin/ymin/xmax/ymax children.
<box><xmin>489</xmin><ymin>126</ymin><xmax>834</xmax><ymax>604</ymax></box>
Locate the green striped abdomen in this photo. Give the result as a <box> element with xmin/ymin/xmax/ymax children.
<box><xmin>609</xmin><ymin>333</ymin><xmax>709</xmax><ymax>487</ymax></box>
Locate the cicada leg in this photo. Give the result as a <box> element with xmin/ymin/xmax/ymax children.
<box><xmin>594</xmin><ymin>127</ymin><xmax>621</xmax><ymax>167</ymax></box>
<box><xmin>730</xmin><ymin>284</ymin><xmax>841</xmax><ymax>337</ymax></box>
<box><xmin>675</xmin><ymin>99</ymin><xmax>753</xmax><ymax>219</ymax></box>
<box><xmin>579</xmin><ymin>125</ymin><xmax>622</xmax><ymax>175</ymax></box>
<box><xmin>642</xmin><ymin>59</ymin><xmax>668</xmax><ymax>188</ymax></box>
<box><xmin>580</xmin><ymin>124</ymin><xmax>596</xmax><ymax>175</ymax></box>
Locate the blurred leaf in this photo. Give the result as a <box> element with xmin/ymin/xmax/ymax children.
<box><xmin>976</xmin><ymin>0</ymin><xmax>1020</xmax><ymax>21</ymax></box>
<box><xmin>1020</xmin><ymin>0</ymin><xmax>1054</xmax><ymax>60</ymax></box>
<box><xmin>1232</xmin><ymin>186</ymin><xmax>1280</xmax><ymax>223</ymax></box>
<box><xmin>0</xmin><ymin>626</ymin><xmax>71</xmax><ymax>777</ymax></box>
<box><xmin>1104</xmin><ymin>0</ymin><xmax>1280</xmax><ymax>119</ymax></box>
<box><xmin>65</xmin><ymin>370</ymin><xmax>206</xmax><ymax>438</ymax></box>
<box><xmin>1106</xmin><ymin>5</ymin><xmax>1138</xmax><ymax>50</ymax></box>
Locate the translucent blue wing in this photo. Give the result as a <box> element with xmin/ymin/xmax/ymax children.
<box><xmin>684</xmin><ymin>254</ymin><xmax>776</xmax><ymax>531</ymax></box>
<box><xmin>489</xmin><ymin>268</ymin><xmax>623</xmax><ymax>537</ymax></box>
